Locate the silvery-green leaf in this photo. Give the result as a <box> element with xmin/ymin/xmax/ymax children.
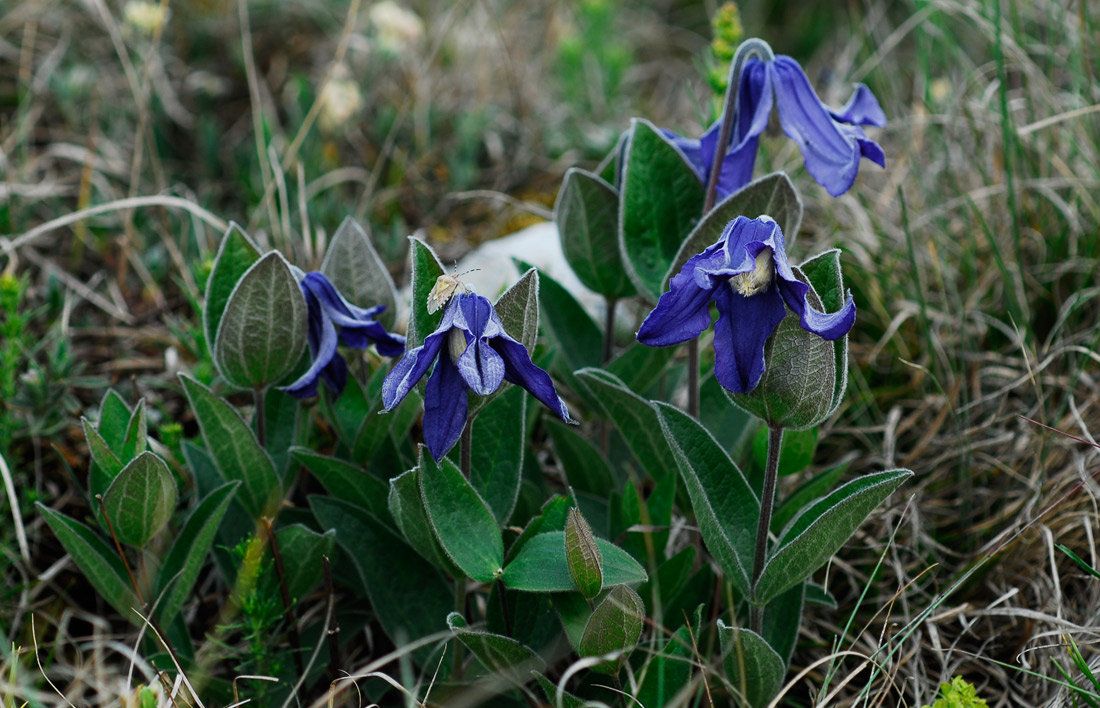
<box><xmin>83</xmin><ymin>417</ymin><xmax>123</xmax><ymax>499</ymax></box>
<box><xmin>447</xmin><ymin>612</ymin><xmax>546</xmax><ymax>684</ymax></box>
<box><xmin>322</xmin><ymin>216</ymin><xmax>398</xmax><ymax>329</ymax></box>
<box><xmin>180</xmin><ymin>374</ymin><xmax>280</xmax><ymax>520</ymax></box>
<box><xmin>37</xmin><ymin>504</ymin><xmax>141</xmax><ymax>624</ymax></box>
<box><xmin>501</xmin><ymin>532</ymin><xmax>646</xmax><ymax>592</ymax></box>
<box><xmin>387</xmin><ymin>467</ymin><xmax>462</xmax><ymax>576</ymax></box>
<box><xmin>215</xmin><ymin>251</ymin><xmax>307</xmax><ymax>390</ymax></box>
<box><xmin>546</xmin><ymin>419</ymin><xmax>615</xmax><ymax>497</ymax></box>
<box><xmin>419</xmin><ymin>446</ymin><xmax>504</xmax><ymax>583</ymax></box>
<box><xmin>663</xmin><ymin>172</ymin><xmax>802</xmax><ymax>289</ymax></box>
<box><xmin>407</xmin><ymin>235</ymin><xmax>447</xmax><ymax>350</ymax></box>
<box><xmin>555</xmin><ymin>168</ymin><xmax>635</xmax><ymax>298</ymax></box>
<box><xmin>259</xmin><ymin>524</ymin><xmax>335</xmax><ymax>602</ymax></box>
<box><xmin>619</xmin><ymin>118</ymin><xmax>704</xmax><ymax>301</ymax></box>
<box><xmin>565</xmin><ymin>507</ymin><xmax>603</xmax><ymax>600</ymax></box>
<box><xmin>103</xmin><ymin>452</ymin><xmax>177</xmax><ymax>548</ymax></box>
<box><xmin>515</xmin><ymin>260</ymin><xmax>601</xmax><ymax>375</ymax></box>
<box><xmin>120</xmin><ymin>399</ymin><xmax>148</xmax><ymax>462</ymax></box>
<box><xmin>800</xmin><ymin>249</ymin><xmax>850</xmax><ymax>418</ymax></box>
<box><xmin>752</xmin><ymin>425</ymin><xmax>818</xmax><ymax>477</ymax></box>
<box><xmin>204</xmin><ymin>223</ymin><xmax>261</xmax><ymax>356</ymax></box>
<box><xmin>727</xmin><ymin>269</ymin><xmax>837</xmax><ymax>430</ymax></box>
<box><xmin>772</xmin><ymin>461</ymin><xmax>848</xmax><ymax>533</ymax></box>
<box><xmin>578</xmin><ymin>585</ymin><xmax>645</xmax><ymax>675</ymax></box>
<box><xmin>754</xmin><ymin>469</ymin><xmax>913</xmax><ymax>605</ymax></box>
<box><xmin>654</xmin><ymin>401</ymin><xmax>757</xmax><ymax>597</ymax></box>
<box><xmin>291</xmin><ymin>447</ymin><xmax>389</xmax><ymax>520</ymax></box>
<box><xmin>468</xmin><ymin>268</ymin><xmax>540</xmax><ymax>419</ymax></box>
<box><xmin>464</xmin><ymin>386</ymin><xmax>526</xmax><ymax>524</ymax></box>
<box><xmin>717</xmin><ymin>622</ymin><xmax>785</xmax><ymax>708</ymax></box>
<box><xmin>157</xmin><ymin>482</ymin><xmax>239</xmax><ymax>623</ymax></box>
<box><xmin>574</xmin><ymin>369</ymin><xmax>677</xmax><ymax>483</ymax></box>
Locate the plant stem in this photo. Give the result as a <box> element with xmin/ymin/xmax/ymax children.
<box><xmin>460</xmin><ymin>418</ymin><xmax>473</xmax><ymax>480</ymax></box>
<box><xmin>750</xmin><ymin>425</ymin><xmax>783</xmax><ymax>634</ymax></box>
<box><xmin>263</xmin><ymin>517</ymin><xmax>305</xmax><ymax>677</ymax></box>
<box><xmin>253</xmin><ymin>386</ymin><xmax>266</xmax><ymax>448</ymax></box>
<box><xmin>323</xmin><ymin>556</ymin><xmax>341</xmax><ymax>686</ymax></box>
<box><xmin>453</xmin><ymin>578</ymin><xmax>467</xmax><ymax>679</ymax></box>
<box><xmin>602</xmin><ymin>296</ymin><xmax>617</xmax><ymax>364</ymax></box>
<box><xmin>687</xmin><ymin>339</ymin><xmax>700</xmax><ymax>419</ymax></box>
<box><xmin>496</xmin><ymin>579</ymin><xmax>513</xmax><ymax>637</ymax></box>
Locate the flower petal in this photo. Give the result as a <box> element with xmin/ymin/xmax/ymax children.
<box><xmin>381</xmin><ymin>303</ymin><xmax>455</xmax><ymax>409</ymax></box>
<box><xmin>770</xmin><ymin>56</ymin><xmax>864</xmax><ymax>197</ymax></box>
<box><xmin>777</xmin><ymin>276</ymin><xmax>856</xmax><ymax>341</ymax></box>
<box><xmin>828</xmin><ymin>83</ymin><xmax>887</xmax><ymax>127</ymax></box>
<box><xmin>490</xmin><ymin>336</ymin><xmax>574</xmax><ymax>424</ymax></box>
<box><xmin>281</xmin><ymin>291</ymin><xmax>341</xmax><ymax>398</ymax></box>
<box><xmin>636</xmin><ymin>244</ymin><xmax>725</xmax><ymax>346</ymax></box>
<box><xmin>319</xmin><ymin>352</ymin><xmax>348</xmax><ymax>396</ymax></box>
<box><xmin>451</xmin><ymin>294</ymin><xmax>505</xmax><ymax>395</ymax></box>
<box><xmin>711</xmin><ymin>283</ymin><xmax>787</xmax><ymax>394</ymax></box>
<box><xmin>423</xmin><ymin>354</ymin><xmax>469</xmax><ymax>461</ymax></box>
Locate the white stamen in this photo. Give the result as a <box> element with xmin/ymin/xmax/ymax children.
<box><xmin>448</xmin><ymin>327</ymin><xmax>469</xmax><ymax>363</ymax></box>
<box><xmin>730</xmin><ymin>248</ymin><xmax>775</xmax><ymax>296</ymax></box>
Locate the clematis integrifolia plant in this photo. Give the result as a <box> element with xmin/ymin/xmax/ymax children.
<box><xmin>637</xmin><ymin>215</ymin><xmax>855</xmax><ymax>395</ymax></box>
<box><xmin>382</xmin><ymin>288</ymin><xmax>574</xmax><ymax>461</ymax></box>
<box><xmin>282</xmin><ymin>271</ymin><xmax>405</xmax><ymax>399</ymax></box>
<box><xmin>664</xmin><ymin>38</ymin><xmax>886</xmax><ymax>199</ymax></box>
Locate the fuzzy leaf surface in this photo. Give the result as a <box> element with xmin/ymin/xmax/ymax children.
<box><xmin>204</xmin><ymin>223</ymin><xmax>261</xmax><ymax>354</ymax></box>
<box><xmin>555</xmin><ymin>168</ymin><xmax>634</xmax><ymax>298</ymax></box>
<box><xmin>502</xmin><ymin>532</ymin><xmax>646</xmax><ymax>592</ymax></box>
<box><xmin>717</xmin><ymin>622</ymin><xmax>785</xmax><ymax>708</ymax></box>
<box><xmin>103</xmin><ymin>451</ymin><xmax>177</xmax><ymax>548</ymax></box>
<box><xmin>322</xmin><ymin>216</ymin><xmax>398</xmax><ymax>328</ymax></box>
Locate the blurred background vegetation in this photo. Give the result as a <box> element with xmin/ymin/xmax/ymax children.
<box><xmin>2</xmin><ymin>0</ymin><xmax>1099</xmax><ymax>705</ymax></box>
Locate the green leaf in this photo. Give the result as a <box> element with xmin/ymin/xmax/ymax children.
<box><xmin>565</xmin><ymin>508</ymin><xmax>603</xmax><ymax>599</ymax></box>
<box><xmin>619</xmin><ymin>118</ymin><xmax>705</xmax><ymax>301</ymax></box>
<box><xmin>493</xmin><ymin>267</ymin><xmax>540</xmax><ymax>352</ymax></box>
<box><xmin>446</xmin><ymin>613</ymin><xmax>545</xmax><ymax>683</ymax></box>
<box><xmin>103</xmin><ymin>452</ymin><xmax>178</xmax><ymax>548</ymax></box>
<box><xmin>83</xmin><ymin>417</ymin><xmax>123</xmax><ymax>499</ymax></box>
<box><xmin>387</xmin><ymin>468</ymin><xmax>462</xmax><ymax>575</ymax></box>
<box><xmin>574</xmin><ymin>369</ymin><xmax>676</xmax><ymax>482</ymax></box>
<box><xmin>291</xmin><ymin>447</ymin><xmax>389</xmax><ymax>520</ymax></box>
<box><xmin>157</xmin><ymin>482</ymin><xmax>239</xmax><ymax>623</ymax></box>
<box><xmin>753</xmin><ymin>426</ymin><xmax>818</xmax><ymax>477</ymax></box>
<box><xmin>772</xmin><ymin>461</ymin><xmax>848</xmax><ymax>533</ymax></box>
<box><xmin>261</xmin><ymin>525</ymin><xmax>335</xmax><ymax>601</ymax></box>
<box><xmin>502</xmin><ymin>532</ymin><xmax>646</xmax><ymax>592</ymax></box>
<box><xmin>96</xmin><ymin>389</ymin><xmax>133</xmax><ymax>452</ymax></box>
<box><xmin>717</xmin><ymin>622</ymin><xmax>786</xmax><ymax>708</ymax></box>
<box><xmin>755</xmin><ymin>469</ymin><xmax>913</xmax><ymax>604</ymax></box>
<box><xmin>554</xmin><ymin>591</ymin><xmax>591</xmax><ymax>651</ymax></box>
<box><xmin>419</xmin><ymin>446</ymin><xmax>504</xmax><ymax>582</ymax></box>
<box><xmin>120</xmin><ymin>399</ymin><xmax>148</xmax><ymax>462</ymax></box>
<box><xmin>554</xmin><ymin>168</ymin><xmax>634</xmax><ymax>298</ymax></box>
<box><xmin>37</xmin><ymin>504</ymin><xmax>141</xmax><ymax>624</ymax></box>
<box><xmin>654</xmin><ymin>401</ymin><xmax>758</xmax><ymax>596</ymax></box>
<box><xmin>604</xmin><ymin>342</ymin><xmax>677</xmax><ymax>396</ymax></box>
<box><xmin>663</xmin><ymin>173</ymin><xmax>802</xmax><ymax>288</ymax></box>
<box><xmin>516</xmin><ymin>260</ymin><xmax>601</xmax><ymax>375</ymax></box>
<box><xmin>1058</xmin><ymin>544</ymin><xmax>1100</xmax><ymax>581</ymax></box>
<box><xmin>466</xmin><ymin>386</ymin><xmax>526</xmax><ymax>524</ymax></box>
<box><xmin>800</xmin><ymin>249</ymin><xmax>850</xmax><ymax>419</ymax></box>
<box><xmin>578</xmin><ymin>585</ymin><xmax>644</xmax><ymax>675</ymax></box>
<box><xmin>546</xmin><ymin>420</ymin><xmax>615</xmax><ymax>497</ymax></box>
<box><xmin>214</xmin><ymin>251</ymin><xmax>307</xmax><ymax>390</ymax></box>
<box><xmin>636</xmin><ymin>626</ymin><xmax>693</xmax><ymax>708</ymax></box>
<box><xmin>533</xmin><ymin>671</ymin><xmax>588</xmax><ymax>708</ymax></box>
<box><xmin>406</xmin><ymin>235</ymin><xmax>447</xmax><ymax>350</ymax></box>
<box><xmin>204</xmin><ymin>223</ymin><xmax>262</xmax><ymax>355</ymax></box>
<box><xmin>805</xmin><ymin>582</ymin><xmax>838</xmax><ymax>608</ymax></box>
<box><xmin>505</xmin><ymin>495</ymin><xmax>571</xmax><ymax>563</ymax></box>
<box><xmin>322</xmin><ymin>216</ymin><xmax>398</xmax><ymax>329</ymax></box>
<box><xmin>260</xmin><ymin>388</ymin><xmax>300</xmax><ymax>482</ymax></box>
<box><xmin>180</xmin><ymin>374</ymin><xmax>280</xmax><ymax>520</ymax></box>
<box><xmin>762</xmin><ymin>581</ymin><xmax>804</xmax><ymax>666</ymax></box>
<box><xmin>467</xmin><ymin>268</ymin><xmax>541</xmax><ymax>420</ymax></box>
<box><xmin>309</xmin><ymin>496</ymin><xmax>452</xmax><ymax>666</ymax></box>
<box><xmin>700</xmin><ymin>373</ymin><xmax>752</xmax><ymax>453</ymax></box>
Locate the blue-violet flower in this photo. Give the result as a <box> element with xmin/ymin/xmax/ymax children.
<box><xmin>665</xmin><ymin>54</ymin><xmax>886</xmax><ymax>198</ymax></box>
<box><xmin>382</xmin><ymin>291</ymin><xmax>574</xmax><ymax>461</ymax></box>
<box><xmin>636</xmin><ymin>215</ymin><xmax>855</xmax><ymax>394</ymax></box>
<box><xmin>281</xmin><ymin>272</ymin><xmax>405</xmax><ymax>399</ymax></box>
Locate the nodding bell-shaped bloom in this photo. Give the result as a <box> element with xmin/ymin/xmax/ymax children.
<box><xmin>382</xmin><ymin>291</ymin><xmax>574</xmax><ymax>461</ymax></box>
<box><xmin>281</xmin><ymin>272</ymin><xmax>406</xmax><ymax>399</ymax></box>
<box><xmin>664</xmin><ymin>53</ymin><xmax>886</xmax><ymax>199</ymax></box>
<box><xmin>636</xmin><ymin>216</ymin><xmax>856</xmax><ymax>395</ymax></box>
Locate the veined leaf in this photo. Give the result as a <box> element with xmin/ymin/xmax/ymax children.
<box><xmin>717</xmin><ymin>622</ymin><xmax>785</xmax><ymax>708</ymax></box>
<box><xmin>502</xmin><ymin>531</ymin><xmax>646</xmax><ymax>592</ymax></box>
<box><xmin>102</xmin><ymin>452</ymin><xmax>177</xmax><ymax>548</ymax></box>
<box><xmin>204</xmin><ymin>223</ymin><xmax>262</xmax><ymax>355</ymax></box>
<box><xmin>322</xmin><ymin>217</ymin><xmax>398</xmax><ymax>329</ymax></box>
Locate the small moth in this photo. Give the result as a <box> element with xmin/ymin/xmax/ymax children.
<box><xmin>426</xmin><ymin>267</ymin><xmax>478</xmax><ymax>314</ymax></box>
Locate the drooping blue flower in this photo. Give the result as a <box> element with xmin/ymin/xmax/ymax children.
<box><xmin>636</xmin><ymin>216</ymin><xmax>855</xmax><ymax>394</ymax></box>
<box><xmin>281</xmin><ymin>272</ymin><xmax>405</xmax><ymax>399</ymax></box>
<box><xmin>664</xmin><ymin>53</ymin><xmax>886</xmax><ymax>199</ymax></box>
<box><xmin>382</xmin><ymin>291</ymin><xmax>574</xmax><ymax>461</ymax></box>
